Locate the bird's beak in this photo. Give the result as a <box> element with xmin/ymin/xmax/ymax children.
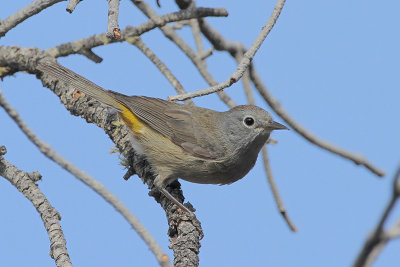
<box><xmin>268</xmin><ymin>121</ymin><xmax>289</xmax><ymax>130</ymax></box>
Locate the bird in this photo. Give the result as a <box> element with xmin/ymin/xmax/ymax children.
<box><xmin>37</xmin><ymin>60</ymin><xmax>288</xmax><ymax>214</ymax></box>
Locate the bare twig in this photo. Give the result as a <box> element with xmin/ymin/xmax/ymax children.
<box><xmin>106</xmin><ymin>0</ymin><xmax>121</xmax><ymax>40</ymax></box>
<box><xmin>240</xmin><ymin>61</ymin><xmax>296</xmax><ymax>232</ymax></box>
<box><xmin>0</xmin><ymin>146</ymin><xmax>72</xmax><ymax>267</ymax></box>
<box><xmin>168</xmin><ymin>0</ymin><xmax>286</xmax><ymax>101</ymax></box>
<box><xmin>190</xmin><ymin>19</ymin><xmax>204</xmax><ymax>54</ymax></box>
<box><xmin>249</xmin><ymin>65</ymin><xmax>385</xmax><ymax>177</ymax></box>
<box><xmin>190</xmin><ymin>18</ymin><xmax>213</xmax><ymax>63</ymax></box>
<box><xmin>239</xmin><ymin>58</ymin><xmax>255</xmax><ymax>105</ymax></box>
<box><xmin>127</xmin><ymin>36</ymin><xmax>193</xmax><ymax>105</ymax></box>
<box><xmin>131</xmin><ymin>0</ymin><xmax>235</xmax><ymax>107</ymax></box>
<box><xmin>0</xmin><ymin>0</ymin><xmax>64</xmax><ymax>38</ymax></box>
<box><xmin>66</xmin><ymin>0</ymin><xmax>81</xmax><ymax>13</ymax></box>
<box><xmin>78</xmin><ymin>48</ymin><xmax>103</xmax><ymax>63</ymax></box>
<box><xmin>176</xmin><ymin>0</ymin><xmax>245</xmax><ymax>57</ymax></box>
<box><xmin>46</xmin><ymin>7</ymin><xmax>228</xmax><ymax>59</ymax></box>
<box><xmin>261</xmin><ymin>146</ymin><xmax>297</xmax><ymax>232</ymax></box>
<box><xmin>386</xmin><ymin>219</ymin><xmax>400</xmax><ymax>239</ymax></box>
<box><xmin>363</xmin><ymin>218</ymin><xmax>400</xmax><ymax>267</ymax></box>
<box><xmin>0</xmin><ymin>89</ymin><xmax>172</xmax><ymax>267</ymax></box>
<box><xmin>353</xmin><ymin>164</ymin><xmax>400</xmax><ymax>267</ymax></box>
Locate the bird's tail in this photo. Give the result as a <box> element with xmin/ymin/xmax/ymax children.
<box><xmin>37</xmin><ymin>60</ymin><xmax>122</xmax><ymax>111</ymax></box>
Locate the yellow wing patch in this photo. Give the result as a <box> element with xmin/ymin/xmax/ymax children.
<box><xmin>117</xmin><ymin>103</ymin><xmax>143</xmax><ymax>134</ymax></box>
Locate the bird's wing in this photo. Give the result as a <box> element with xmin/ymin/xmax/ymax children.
<box><xmin>108</xmin><ymin>93</ymin><xmax>225</xmax><ymax>159</ymax></box>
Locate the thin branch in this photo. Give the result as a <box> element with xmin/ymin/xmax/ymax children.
<box><xmin>385</xmin><ymin>219</ymin><xmax>400</xmax><ymax>239</ymax></box>
<box><xmin>131</xmin><ymin>0</ymin><xmax>235</xmax><ymax>108</ymax></box>
<box><xmin>199</xmin><ymin>19</ymin><xmax>247</xmax><ymax>63</ymax></box>
<box><xmin>190</xmin><ymin>19</ymin><xmax>204</xmax><ymax>54</ymax></box>
<box><xmin>190</xmin><ymin>18</ymin><xmax>213</xmax><ymax>64</ymax></box>
<box><xmin>363</xmin><ymin>218</ymin><xmax>400</xmax><ymax>267</ymax></box>
<box><xmin>106</xmin><ymin>0</ymin><xmax>121</xmax><ymax>40</ymax></box>
<box><xmin>46</xmin><ymin>7</ymin><xmax>228</xmax><ymax>59</ymax></box>
<box><xmin>127</xmin><ymin>36</ymin><xmax>193</xmax><ymax>105</ymax></box>
<box><xmin>168</xmin><ymin>0</ymin><xmax>286</xmax><ymax>101</ymax></box>
<box><xmin>261</xmin><ymin>146</ymin><xmax>297</xmax><ymax>232</ymax></box>
<box><xmin>240</xmin><ymin>58</ymin><xmax>255</xmax><ymax>106</ymax></box>
<box><xmin>240</xmin><ymin>60</ymin><xmax>296</xmax><ymax>232</ymax></box>
<box><xmin>249</xmin><ymin>65</ymin><xmax>385</xmax><ymax>177</ymax></box>
<box><xmin>0</xmin><ymin>89</ymin><xmax>172</xmax><ymax>267</ymax></box>
<box><xmin>78</xmin><ymin>48</ymin><xmax>103</xmax><ymax>63</ymax></box>
<box><xmin>0</xmin><ymin>0</ymin><xmax>64</xmax><ymax>38</ymax></box>
<box><xmin>0</xmin><ymin>146</ymin><xmax>72</xmax><ymax>267</ymax></box>
<box><xmin>353</xmin><ymin>164</ymin><xmax>400</xmax><ymax>267</ymax></box>
<box><xmin>66</xmin><ymin>0</ymin><xmax>82</xmax><ymax>13</ymax></box>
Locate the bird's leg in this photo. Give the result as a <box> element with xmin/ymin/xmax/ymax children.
<box><xmin>154</xmin><ymin>175</ymin><xmax>193</xmax><ymax>215</ymax></box>
<box><xmin>160</xmin><ymin>188</ymin><xmax>192</xmax><ymax>214</ymax></box>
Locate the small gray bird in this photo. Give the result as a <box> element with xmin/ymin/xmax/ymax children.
<box><xmin>37</xmin><ymin>61</ymin><xmax>288</xmax><ymax>214</ymax></box>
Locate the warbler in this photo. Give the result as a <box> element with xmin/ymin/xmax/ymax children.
<box><xmin>37</xmin><ymin>61</ymin><xmax>288</xmax><ymax>213</ymax></box>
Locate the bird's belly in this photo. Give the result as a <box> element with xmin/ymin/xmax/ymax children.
<box><xmin>178</xmin><ymin>155</ymin><xmax>258</xmax><ymax>185</ymax></box>
<box><xmin>134</xmin><ymin>127</ymin><xmax>258</xmax><ymax>186</ymax></box>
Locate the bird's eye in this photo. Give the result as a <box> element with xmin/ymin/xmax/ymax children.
<box><xmin>244</xmin><ymin>117</ymin><xmax>255</xmax><ymax>126</ymax></box>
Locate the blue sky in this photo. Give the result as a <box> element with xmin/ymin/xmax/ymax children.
<box><xmin>1</xmin><ymin>0</ymin><xmax>400</xmax><ymax>266</ymax></box>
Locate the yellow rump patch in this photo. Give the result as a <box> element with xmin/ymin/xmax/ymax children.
<box><xmin>117</xmin><ymin>103</ymin><xmax>143</xmax><ymax>134</ymax></box>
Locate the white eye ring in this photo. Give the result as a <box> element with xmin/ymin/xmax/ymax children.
<box><xmin>243</xmin><ymin>116</ymin><xmax>255</xmax><ymax>127</ymax></box>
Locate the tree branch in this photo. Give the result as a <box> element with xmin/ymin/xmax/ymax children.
<box><xmin>261</xmin><ymin>146</ymin><xmax>297</xmax><ymax>232</ymax></box>
<box><xmin>66</xmin><ymin>0</ymin><xmax>82</xmax><ymax>13</ymax></box>
<box><xmin>106</xmin><ymin>0</ymin><xmax>121</xmax><ymax>40</ymax></box>
<box><xmin>46</xmin><ymin>7</ymin><xmax>228</xmax><ymax>59</ymax></box>
<box><xmin>131</xmin><ymin>0</ymin><xmax>235</xmax><ymax>108</ymax></box>
<box><xmin>0</xmin><ymin>145</ymin><xmax>72</xmax><ymax>267</ymax></box>
<box><xmin>249</xmin><ymin>65</ymin><xmax>385</xmax><ymax>177</ymax></box>
<box><xmin>0</xmin><ymin>0</ymin><xmax>65</xmax><ymax>38</ymax></box>
<box><xmin>127</xmin><ymin>36</ymin><xmax>194</xmax><ymax>105</ymax></box>
<box><xmin>189</xmin><ymin>18</ymin><xmax>205</xmax><ymax>56</ymax></box>
<box><xmin>168</xmin><ymin>0</ymin><xmax>286</xmax><ymax>101</ymax></box>
<box><xmin>353</xmin><ymin>164</ymin><xmax>400</xmax><ymax>267</ymax></box>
